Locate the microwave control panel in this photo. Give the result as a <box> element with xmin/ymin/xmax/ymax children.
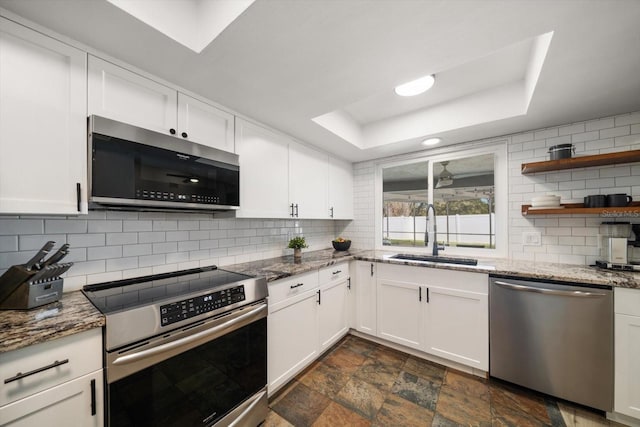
<box><xmin>160</xmin><ymin>285</ymin><xmax>246</xmax><ymax>326</ymax></box>
<box><xmin>136</xmin><ymin>189</ymin><xmax>220</xmax><ymax>204</ymax></box>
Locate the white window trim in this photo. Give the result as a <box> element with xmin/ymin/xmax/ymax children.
<box><xmin>374</xmin><ymin>140</ymin><xmax>508</xmax><ymax>258</ymax></box>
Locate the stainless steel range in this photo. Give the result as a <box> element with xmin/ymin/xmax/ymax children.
<box><xmin>83</xmin><ymin>266</ymin><xmax>268</xmax><ymax>427</ymax></box>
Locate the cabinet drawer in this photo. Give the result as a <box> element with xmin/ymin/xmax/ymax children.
<box><xmin>0</xmin><ymin>328</ymin><xmax>102</xmax><ymax>407</ymax></box>
<box><xmin>615</xmin><ymin>287</ymin><xmax>640</xmax><ymax>316</ymax></box>
<box><xmin>269</xmin><ymin>271</ymin><xmax>319</xmax><ymax>305</ymax></box>
<box><xmin>319</xmin><ymin>262</ymin><xmax>350</xmax><ymax>284</ymax></box>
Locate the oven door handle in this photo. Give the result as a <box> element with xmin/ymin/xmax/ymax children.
<box><xmin>112</xmin><ymin>303</ymin><xmax>267</xmax><ymax>366</ymax></box>
<box><xmin>228</xmin><ymin>389</ymin><xmax>267</xmax><ymax>427</ymax></box>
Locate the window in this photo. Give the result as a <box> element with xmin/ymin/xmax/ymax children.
<box><xmin>376</xmin><ymin>142</ymin><xmax>507</xmax><ymax>257</ymax></box>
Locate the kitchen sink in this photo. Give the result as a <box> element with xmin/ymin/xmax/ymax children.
<box><xmin>389</xmin><ymin>253</ymin><xmax>478</xmax><ymax>266</ymax></box>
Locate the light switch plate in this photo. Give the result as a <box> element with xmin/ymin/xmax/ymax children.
<box><xmin>523</xmin><ymin>231</ymin><xmax>542</xmax><ymax>246</ymax></box>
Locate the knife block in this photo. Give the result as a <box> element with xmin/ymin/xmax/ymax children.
<box><xmin>0</xmin><ymin>277</ymin><xmax>63</xmax><ymax>310</ymax></box>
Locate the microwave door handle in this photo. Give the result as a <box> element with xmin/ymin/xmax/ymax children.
<box><xmin>112</xmin><ymin>303</ymin><xmax>266</xmax><ymax>366</ymax></box>
<box><xmin>493</xmin><ymin>281</ymin><xmax>608</xmax><ymax>297</ymax></box>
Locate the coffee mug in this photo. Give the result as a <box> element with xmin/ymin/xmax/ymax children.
<box><xmin>606</xmin><ymin>193</ymin><xmax>633</xmax><ymax>207</ymax></box>
<box><xmin>584</xmin><ymin>195</ymin><xmax>606</xmax><ymax>208</ymax></box>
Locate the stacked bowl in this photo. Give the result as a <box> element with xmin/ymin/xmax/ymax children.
<box><xmin>530</xmin><ymin>195</ymin><xmax>561</xmax><ymax>209</ymax></box>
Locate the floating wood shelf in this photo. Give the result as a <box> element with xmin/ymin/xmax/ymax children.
<box><xmin>521</xmin><ymin>149</ymin><xmax>640</xmax><ymax>174</ymax></box>
<box><xmin>522</xmin><ymin>202</ymin><xmax>640</xmax><ymax>216</ymax></box>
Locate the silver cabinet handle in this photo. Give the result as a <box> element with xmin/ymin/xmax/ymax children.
<box><xmin>493</xmin><ymin>281</ymin><xmax>607</xmax><ymax>297</ymax></box>
<box><xmin>5</xmin><ymin>359</ymin><xmax>69</xmax><ymax>384</ymax></box>
<box><xmin>113</xmin><ymin>304</ymin><xmax>267</xmax><ymax>366</ymax></box>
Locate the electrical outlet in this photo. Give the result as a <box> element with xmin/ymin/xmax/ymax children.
<box><xmin>522</xmin><ymin>231</ymin><xmax>542</xmax><ymax>246</ymax></box>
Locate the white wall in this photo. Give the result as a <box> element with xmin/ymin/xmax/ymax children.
<box><xmin>344</xmin><ymin>110</ymin><xmax>640</xmax><ymax>265</ymax></box>
<box><xmin>0</xmin><ymin>213</ymin><xmax>344</xmax><ymax>292</ymax></box>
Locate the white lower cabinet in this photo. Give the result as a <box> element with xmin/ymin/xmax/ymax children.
<box><xmin>0</xmin><ymin>328</ymin><xmax>103</xmax><ymax>426</ymax></box>
<box><xmin>614</xmin><ymin>287</ymin><xmax>640</xmax><ymax>421</ymax></box>
<box><xmin>318</xmin><ymin>263</ymin><xmax>350</xmax><ymax>352</ymax></box>
<box><xmin>0</xmin><ymin>370</ymin><xmax>103</xmax><ymax>427</ymax></box>
<box><xmin>267</xmin><ymin>272</ymin><xmax>320</xmax><ymax>394</ymax></box>
<box><xmin>354</xmin><ymin>261</ymin><xmax>377</xmax><ymax>336</ymax></box>
<box><xmin>267</xmin><ymin>264</ymin><xmax>351</xmax><ymax>395</ymax></box>
<box><xmin>376</xmin><ymin>263</ymin><xmax>488</xmax><ymax>371</ymax></box>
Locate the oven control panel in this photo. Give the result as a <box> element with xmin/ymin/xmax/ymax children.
<box><xmin>160</xmin><ymin>285</ymin><xmax>246</xmax><ymax>326</ymax></box>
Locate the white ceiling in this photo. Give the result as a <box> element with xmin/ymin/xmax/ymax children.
<box><xmin>2</xmin><ymin>0</ymin><xmax>639</xmax><ymax>162</ymax></box>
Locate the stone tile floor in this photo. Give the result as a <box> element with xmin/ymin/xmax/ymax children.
<box><xmin>265</xmin><ymin>335</ymin><xmax>622</xmax><ymax>427</ymax></box>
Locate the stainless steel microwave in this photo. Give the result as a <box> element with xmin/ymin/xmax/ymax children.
<box><xmin>88</xmin><ymin>115</ymin><xmax>239</xmax><ymax>211</ymax></box>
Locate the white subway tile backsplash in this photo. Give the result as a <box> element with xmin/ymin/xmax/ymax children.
<box><xmin>0</xmin><ymin>219</ymin><xmax>44</xmax><ymax>235</ymax></box>
<box><xmin>123</xmin><ymin>220</ymin><xmax>152</xmax><ymax>232</ymax></box>
<box><xmin>106</xmin><ymin>257</ymin><xmax>139</xmax><ymax>272</ymax></box>
<box><xmin>534</xmin><ymin>128</ymin><xmax>559</xmax><ymax>140</ymax></box>
<box><xmin>88</xmin><ymin>220</ymin><xmax>122</xmax><ymax>233</ymax></box>
<box><xmin>559</xmin><ymin>123</ymin><xmax>585</xmax><ymax>136</ymax></box>
<box><xmin>106</xmin><ymin>232</ymin><xmax>138</xmax><ymax>245</ymax></box>
<box><xmin>19</xmin><ymin>234</ymin><xmax>66</xmax><ymax>251</ymax></box>
<box><xmin>139</xmin><ymin>254</ymin><xmax>166</xmax><ymax>267</ymax></box>
<box><xmin>68</xmin><ymin>233</ymin><xmax>105</xmax><ymax>248</ymax></box>
<box><xmin>88</xmin><ymin>246</ymin><xmax>123</xmax><ymax>260</ymax></box>
<box><xmin>600</xmin><ymin>126</ymin><xmax>630</xmax><ymax>139</ymax></box>
<box><xmin>572</xmin><ymin>131</ymin><xmax>599</xmax><ymax>143</ymax></box>
<box><xmin>123</xmin><ymin>244</ymin><xmax>153</xmax><ymax>257</ymax></box>
<box><xmin>178</xmin><ymin>241</ymin><xmax>200</xmax><ymax>252</ymax></box>
<box><xmin>586</xmin><ymin>117</ymin><xmax>614</xmax><ymax>131</ymax></box>
<box><xmin>152</xmin><ymin>220</ymin><xmax>178</xmax><ymax>231</ymax></box>
<box><xmin>0</xmin><ymin>236</ymin><xmax>18</xmax><ymax>252</ymax></box>
<box><xmin>615</xmin><ymin>111</ymin><xmax>640</xmax><ymax>126</ymax></box>
<box><xmin>139</xmin><ymin>232</ymin><xmax>166</xmax><ymax>243</ymax></box>
<box><xmin>45</xmin><ymin>219</ymin><xmax>87</xmax><ymax>234</ymax></box>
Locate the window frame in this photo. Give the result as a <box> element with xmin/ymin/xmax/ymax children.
<box><xmin>374</xmin><ymin>140</ymin><xmax>508</xmax><ymax>258</ymax></box>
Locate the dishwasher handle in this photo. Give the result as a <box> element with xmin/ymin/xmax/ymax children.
<box><xmin>493</xmin><ymin>280</ymin><xmax>608</xmax><ymax>297</ymax></box>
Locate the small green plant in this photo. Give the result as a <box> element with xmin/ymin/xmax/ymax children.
<box><xmin>288</xmin><ymin>236</ymin><xmax>308</xmax><ymax>249</ymax></box>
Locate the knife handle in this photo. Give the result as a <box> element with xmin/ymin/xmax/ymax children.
<box><xmin>42</xmin><ymin>244</ymin><xmax>70</xmax><ymax>267</ymax></box>
<box><xmin>24</xmin><ymin>241</ymin><xmax>55</xmax><ymax>270</ymax></box>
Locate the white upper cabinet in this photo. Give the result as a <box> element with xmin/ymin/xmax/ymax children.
<box><xmin>235</xmin><ymin>118</ymin><xmax>290</xmax><ymax>218</ymax></box>
<box><xmin>88</xmin><ymin>55</ymin><xmax>177</xmax><ymax>134</ymax></box>
<box><xmin>328</xmin><ymin>156</ymin><xmax>354</xmax><ymax>219</ymax></box>
<box><xmin>0</xmin><ymin>17</ymin><xmax>87</xmax><ymax>215</ymax></box>
<box><xmin>289</xmin><ymin>142</ymin><xmax>329</xmax><ymax>219</ymax></box>
<box><xmin>177</xmin><ymin>92</ymin><xmax>235</xmax><ymax>152</ymax></box>
<box><xmin>88</xmin><ymin>56</ymin><xmax>234</xmax><ymax>153</ymax></box>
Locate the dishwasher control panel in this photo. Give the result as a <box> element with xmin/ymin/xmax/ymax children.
<box><xmin>160</xmin><ymin>285</ymin><xmax>246</xmax><ymax>326</ymax></box>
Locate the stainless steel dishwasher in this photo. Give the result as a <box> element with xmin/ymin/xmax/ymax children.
<box><xmin>489</xmin><ymin>276</ymin><xmax>613</xmax><ymax>411</ymax></box>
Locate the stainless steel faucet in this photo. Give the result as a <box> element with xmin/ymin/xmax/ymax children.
<box><xmin>426</xmin><ymin>204</ymin><xmax>444</xmax><ymax>256</ymax></box>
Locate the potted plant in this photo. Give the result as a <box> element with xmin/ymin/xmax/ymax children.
<box><xmin>288</xmin><ymin>236</ymin><xmax>308</xmax><ymax>261</ymax></box>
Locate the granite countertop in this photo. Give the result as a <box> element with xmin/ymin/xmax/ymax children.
<box><xmin>226</xmin><ymin>248</ymin><xmax>640</xmax><ymax>289</ymax></box>
<box><xmin>0</xmin><ymin>291</ymin><xmax>104</xmax><ymax>354</ymax></box>
<box><xmin>3</xmin><ymin>247</ymin><xmax>638</xmax><ymax>354</ymax></box>
<box><xmin>224</xmin><ymin>248</ymin><xmax>355</xmax><ymax>281</ymax></box>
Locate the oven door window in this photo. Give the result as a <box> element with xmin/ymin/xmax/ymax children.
<box><xmin>108</xmin><ymin>317</ymin><xmax>266</xmax><ymax>427</ymax></box>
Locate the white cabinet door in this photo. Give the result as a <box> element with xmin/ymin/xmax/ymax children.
<box><xmin>328</xmin><ymin>156</ymin><xmax>354</xmax><ymax>219</ymax></box>
<box><xmin>177</xmin><ymin>93</ymin><xmax>235</xmax><ymax>152</ymax></box>
<box><xmin>235</xmin><ymin>119</ymin><xmax>290</xmax><ymax>218</ymax></box>
<box><xmin>0</xmin><ymin>17</ymin><xmax>87</xmax><ymax>215</ymax></box>
<box><xmin>377</xmin><ymin>278</ymin><xmax>423</xmax><ymax>350</ymax></box>
<box><xmin>0</xmin><ymin>370</ymin><xmax>103</xmax><ymax>427</ymax></box>
<box><xmin>289</xmin><ymin>142</ymin><xmax>329</xmax><ymax>219</ymax></box>
<box><xmin>614</xmin><ymin>287</ymin><xmax>640</xmax><ymax>420</ymax></box>
<box><xmin>354</xmin><ymin>261</ymin><xmax>377</xmax><ymax>335</ymax></box>
<box><xmin>318</xmin><ymin>278</ymin><xmax>349</xmax><ymax>352</ymax></box>
<box><xmin>88</xmin><ymin>55</ymin><xmax>177</xmax><ymax>135</ymax></box>
<box><xmin>268</xmin><ymin>291</ymin><xmax>319</xmax><ymax>394</ymax></box>
<box><xmin>424</xmin><ymin>285</ymin><xmax>488</xmax><ymax>370</ymax></box>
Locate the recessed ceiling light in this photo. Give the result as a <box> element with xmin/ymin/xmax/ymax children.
<box><xmin>422</xmin><ymin>137</ymin><xmax>441</xmax><ymax>146</ymax></box>
<box><xmin>394</xmin><ymin>74</ymin><xmax>435</xmax><ymax>97</ymax></box>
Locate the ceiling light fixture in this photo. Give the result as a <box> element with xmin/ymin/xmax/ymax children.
<box><xmin>436</xmin><ymin>161</ymin><xmax>454</xmax><ymax>188</ymax></box>
<box><xmin>422</xmin><ymin>137</ymin><xmax>441</xmax><ymax>146</ymax></box>
<box><xmin>394</xmin><ymin>74</ymin><xmax>435</xmax><ymax>97</ymax></box>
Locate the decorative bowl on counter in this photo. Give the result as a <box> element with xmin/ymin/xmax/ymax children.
<box><xmin>332</xmin><ymin>239</ymin><xmax>351</xmax><ymax>251</ymax></box>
